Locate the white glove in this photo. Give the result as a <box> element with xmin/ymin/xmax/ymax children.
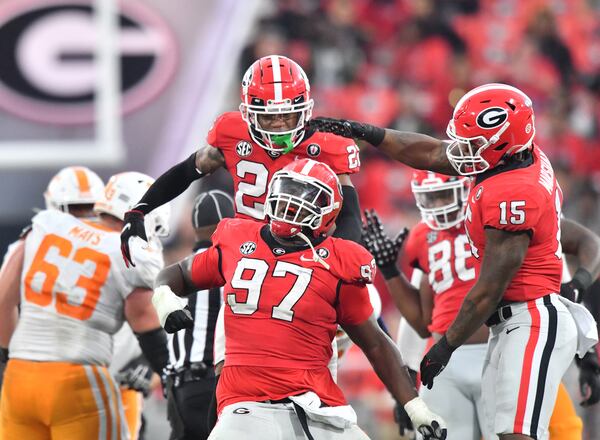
<box><xmin>404</xmin><ymin>397</ymin><xmax>447</xmax><ymax>440</ymax></box>
<box><xmin>152</xmin><ymin>285</ymin><xmax>187</xmax><ymax>328</ymax></box>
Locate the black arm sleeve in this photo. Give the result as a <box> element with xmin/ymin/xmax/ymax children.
<box><xmin>136</xmin><ymin>328</ymin><xmax>169</xmax><ymax>374</ymax></box>
<box><xmin>135</xmin><ymin>153</ymin><xmax>203</xmax><ymax>215</ymax></box>
<box><xmin>332</xmin><ymin>185</ymin><xmax>362</xmax><ymax>243</ymax></box>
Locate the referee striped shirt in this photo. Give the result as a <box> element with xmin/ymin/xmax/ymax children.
<box><xmin>167</xmin><ymin>243</ymin><xmax>222</xmax><ymax>368</ymax></box>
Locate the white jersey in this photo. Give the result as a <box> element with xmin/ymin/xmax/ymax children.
<box><xmin>10</xmin><ymin>210</ymin><xmax>163</xmax><ymax>366</ymax></box>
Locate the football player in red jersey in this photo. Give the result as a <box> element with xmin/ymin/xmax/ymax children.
<box><xmin>120</xmin><ymin>55</ymin><xmax>363</xmax><ymax>267</ymax></box>
<box><xmin>151</xmin><ymin>159</ymin><xmax>448</xmax><ymax>440</ymax></box>
<box><xmin>309</xmin><ymin>83</ymin><xmax>600</xmax><ymax>440</ymax></box>
<box><xmin>363</xmin><ymin>171</ymin><xmax>600</xmax><ymax>440</ymax></box>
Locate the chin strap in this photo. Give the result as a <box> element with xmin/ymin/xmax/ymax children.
<box><xmin>296</xmin><ymin>231</ymin><xmax>331</xmax><ymax>270</ymax></box>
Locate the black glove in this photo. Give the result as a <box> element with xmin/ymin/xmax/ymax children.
<box><xmin>164</xmin><ymin>307</ymin><xmax>194</xmax><ymax>334</ymax></box>
<box><xmin>394</xmin><ymin>401</ymin><xmax>415</xmax><ymax>438</ymax></box>
<box><xmin>420</xmin><ymin>335</ymin><xmax>456</xmax><ymax>390</ymax></box>
<box><xmin>577</xmin><ymin>347</ymin><xmax>600</xmax><ymax>407</ymax></box>
<box><xmin>560</xmin><ymin>268</ymin><xmax>593</xmax><ymax>303</ymax></box>
<box><xmin>361</xmin><ymin>209</ymin><xmax>408</xmax><ymax>279</ymax></box>
<box><xmin>115</xmin><ymin>355</ymin><xmax>153</xmax><ymax>396</ymax></box>
<box><xmin>120</xmin><ymin>210</ymin><xmax>147</xmax><ymax>268</ymax></box>
<box><xmin>308</xmin><ymin>117</ymin><xmax>386</xmax><ymax>146</ymax></box>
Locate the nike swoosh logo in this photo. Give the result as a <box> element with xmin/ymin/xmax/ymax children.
<box><xmin>299</xmin><ymin>255</ymin><xmax>314</xmax><ymax>262</ymax></box>
<box><xmin>121</xmin><ymin>224</ymin><xmax>131</xmax><ymax>233</ymax></box>
<box><xmin>506</xmin><ymin>327</ymin><xmax>520</xmax><ymax>334</ymax></box>
<box><xmin>134</xmin><ymin>202</ymin><xmax>148</xmax><ymax>209</ymax></box>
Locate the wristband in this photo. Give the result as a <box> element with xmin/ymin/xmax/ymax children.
<box><xmin>572</xmin><ymin>268</ymin><xmax>594</xmax><ymax>293</ymax></box>
<box><xmin>364</xmin><ymin>125</ymin><xmax>386</xmax><ymax>147</ymax></box>
<box><xmin>0</xmin><ymin>347</ymin><xmax>8</xmax><ymax>363</ymax></box>
<box><xmin>380</xmin><ymin>264</ymin><xmax>401</xmax><ymax>280</ymax></box>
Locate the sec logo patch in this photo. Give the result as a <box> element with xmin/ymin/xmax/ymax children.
<box><xmin>239</xmin><ymin>241</ymin><xmax>256</xmax><ymax>255</ymax></box>
<box><xmin>236</xmin><ymin>141</ymin><xmax>253</xmax><ymax>157</ymax></box>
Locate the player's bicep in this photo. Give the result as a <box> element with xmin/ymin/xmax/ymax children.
<box><xmin>336</xmin><ymin>282</ymin><xmax>374</xmax><ymax>327</ymax></box>
<box><xmin>195</xmin><ymin>144</ymin><xmax>225</xmax><ymax>174</ymax></box>
<box><xmin>477</xmin><ymin>228</ymin><xmax>530</xmax><ymax>295</ymax></box>
<box><xmin>341</xmin><ymin>314</ymin><xmax>388</xmax><ymax>353</ymax></box>
<box><xmin>190</xmin><ymin>246</ymin><xmax>225</xmax><ymax>289</ymax></box>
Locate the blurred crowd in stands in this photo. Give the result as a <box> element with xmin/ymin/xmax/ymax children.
<box><xmin>238</xmin><ymin>0</ymin><xmax>600</xmax><ymax>235</ymax></box>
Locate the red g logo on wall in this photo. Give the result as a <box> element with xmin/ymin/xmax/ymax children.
<box><xmin>0</xmin><ymin>0</ymin><xmax>177</xmax><ymax>124</ymax></box>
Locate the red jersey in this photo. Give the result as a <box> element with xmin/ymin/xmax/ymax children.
<box><xmin>207</xmin><ymin>112</ymin><xmax>361</xmax><ymax>220</ymax></box>
<box><xmin>402</xmin><ymin>221</ymin><xmax>478</xmax><ymax>334</ymax></box>
<box><xmin>190</xmin><ymin>218</ymin><xmax>375</xmax><ymax>412</ymax></box>
<box><xmin>465</xmin><ymin>146</ymin><xmax>563</xmax><ymax>302</ymax></box>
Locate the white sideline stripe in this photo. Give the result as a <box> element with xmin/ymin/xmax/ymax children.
<box><xmin>84</xmin><ymin>366</ymin><xmax>107</xmax><ymax>440</ymax></box>
<box><xmin>271</xmin><ymin>55</ymin><xmax>282</xmax><ymax>101</ymax></box>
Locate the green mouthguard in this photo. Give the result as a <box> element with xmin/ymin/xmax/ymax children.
<box><xmin>271</xmin><ymin>133</ymin><xmax>295</xmax><ymax>154</ymax></box>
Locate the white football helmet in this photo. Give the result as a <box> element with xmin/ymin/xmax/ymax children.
<box><xmin>94</xmin><ymin>172</ymin><xmax>171</xmax><ymax>239</ymax></box>
<box><xmin>44</xmin><ymin>166</ymin><xmax>105</xmax><ymax>212</ymax></box>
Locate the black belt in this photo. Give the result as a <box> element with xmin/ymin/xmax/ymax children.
<box><xmin>486</xmin><ymin>295</ymin><xmax>552</xmax><ymax>327</ymax></box>
<box><xmin>262</xmin><ymin>397</ymin><xmax>314</xmax><ymax>440</ymax></box>
<box><xmin>166</xmin><ymin>362</ymin><xmax>213</xmax><ymax>387</ymax></box>
<box><xmin>486</xmin><ymin>304</ymin><xmax>513</xmax><ymax>326</ymax></box>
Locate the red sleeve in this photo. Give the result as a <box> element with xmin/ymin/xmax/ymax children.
<box><xmin>331</xmin><ymin>239</ymin><xmax>376</xmax><ymax>284</ymax></box>
<box><xmin>190</xmin><ymin>246</ymin><xmax>225</xmax><ymax>289</ymax></box>
<box><xmin>481</xmin><ymin>183</ymin><xmax>541</xmax><ymax>234</ymax></box>
<box><xmin>336</xmin><ymin>282</ymin><xmax>374</xmax><ymax>326</ymax></box>
<box><xmin>206</xmin><ymin>113</ymin><xmax>227</xmax><ymax>148</ymax></box>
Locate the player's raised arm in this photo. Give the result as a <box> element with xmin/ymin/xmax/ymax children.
<box><xmin>308</xmin><ymin>117</ymin><xmax>456</xmax><ymax>175</ymax></box>
<box><xmin>153</xmin><ymin>244</ymin><xmax>225</xmax><ymax>334</ymax></box>
<box><xmin>120</xmin><ymin>145</ymin><xmax>224</xmax><ymax>267</ymax></box>
<box><xmin>361</xmin><ymin>209</ymin><xmax>432</xmax><ymax>337</ymax></box>
<box><xmin>559</xmin><ymin>218</ymin><xmax>600</xmax><ymax>302</ymax></box>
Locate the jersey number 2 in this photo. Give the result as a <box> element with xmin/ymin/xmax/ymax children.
<box><xmin>227</xmin><ymin>258</ymin><xmax>312</xmax><ymax>322</ymax></box>
<box><xmin>24</xmin><ymin>234</ymin><xmax>110</xmax><ymax>320</ymax></box>
<box><xmin>236</xmin><ymin>160</ymin><xmax>268</xmax><ymax>220</ymax></box>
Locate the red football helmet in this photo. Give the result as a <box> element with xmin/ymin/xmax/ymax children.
<box><xmin>239</xmin><ymin>55</ymin><xmax>314</xmax><ymax>153</ymax></box>
<box><xmin>411</xmin><ymin>170</ymin><xmax>470</xmax><ymax>230</ymax></box>
<box><xmin>446</xmin><ymin>83</ymin><xmax>535</xmax><ymax>175</ymax></box>
<box><xmin>265</xmin><ymin>158</ymin><xmax>342</xmax><ymax>238</ymax></box>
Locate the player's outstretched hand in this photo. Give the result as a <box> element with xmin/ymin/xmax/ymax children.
<box><xmin>361</xmin><ymin>209</ymin><xmax>408</xmax><ymax>279</ymax></box>
<box><xmin>120</xmin><ymin>210</ymin><xmax>148</xmax><ymax>268</ymax></box>
<box><xmin>152</xmin><ymin>286</ymin><xmax>194</xmax><ymax>333</ymax></box>
<box><xmin>307</xmin><ymin>117</ymin><xmax>385</xmax><ymax>145</ymax></box>
<box><xmin>420</xmin><ymin>335</ymin><xmax>456</xmax><ymax>390</ymax></box>
<box><xmin>577</xmin><ymin>348</ymin><xmax>600</xmax><ymax>406</ymax></box>
<box><xmin>404</xmin><ymin>397</ymin><xmax>447</xmax><ymax>440</ymax></box>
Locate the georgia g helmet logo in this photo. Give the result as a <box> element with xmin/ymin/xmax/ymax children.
<box><xmin>476</xmin><ymin>107</ymin><xmax>508</xmax><ymax>129</ymax></box>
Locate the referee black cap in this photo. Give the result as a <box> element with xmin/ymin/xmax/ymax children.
<box><xmin>191</xmin><ymin>189</ymin><xmax>235</xmax><ymax>229</ymax></box>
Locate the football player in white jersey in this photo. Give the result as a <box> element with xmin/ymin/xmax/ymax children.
<box><xmin>0</xmin><ymin>171</ymin><xmax>170</xmax><ymax>440</ymax></box>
